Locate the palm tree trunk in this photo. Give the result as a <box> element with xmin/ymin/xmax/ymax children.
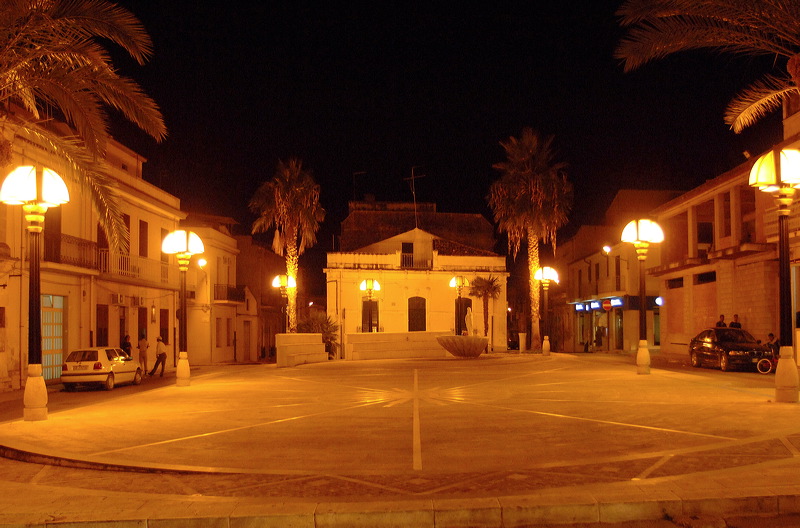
<box><xmin>527</xmin><ymin>228</ymin><xmax>541</xmax><ymax>349</ymax></box>
<box><xmin>482</xmin><ymin>295</ymin><xmax>489</xmax><ymax>336</ymax></box>
<box><xmin>286</xmin><ymin>240</ymin><xmax>299</xmax><ymax>333</ymax></box>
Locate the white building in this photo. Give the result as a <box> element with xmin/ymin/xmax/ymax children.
<box><xmin>0</xmin><ymin>126</ymin><xmax>183</xmax><ymax>390</ymax></box>
<box><xmin>325</xmin><ymin>201</ymin><xmax>509</xmax><ymax>359</ymax></box>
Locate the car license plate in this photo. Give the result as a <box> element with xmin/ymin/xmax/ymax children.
<box><xmin>75</xmin><ymin>365</ymin><xmax>88</xmax><ymax>370</ymax></box>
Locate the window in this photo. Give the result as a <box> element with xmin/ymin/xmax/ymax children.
<box><xmin>216</xmin><ymin>318</ymin><xmax>223</xmax><ymax>347</ymax></box>
<box><xmin>160</xmin><ymin>228</ymin><xmax>169</xmax><ymax>263</ymax></box>
<box><xmin>137</xmin><ymin>306</ymin><xmax>147</xmax><ymax>340</ymax></box>
<box><xmin>160</xmin><ymin>309</ymin><xmax>170</xmax><ymax>344</ymax></box>
<box><xmin>139</xmin><ymin>220</ymin><xmax>148</xmax><ymax>258</ymax></box>
<box><xmin>362</xmin><ymin>300</ymin><xmax>379</xmax><ymax>332</ymax></box>
<box><xmin>401</xmin><ymin>242</ymin><xmax>414</xmax><ymax>268</ymax></box>
<box><xmin>667</xmin><ymin>277</ymin><xmax>684</xmax><ymax>289</ymax></box>
<box><xmin>408</xmin><ymin>297</ymin><xmax>426</xmax><ymax>332</ymax></box>
<box><xmin>694</xmin><ymin>272</ymin><xmax>716</xmax><ymax>285</ymax></box>
<box><xmin>96</xmin><ymin>304</ymin><xmax>109</xmax><ymax>346</ymax></box>
<box><xmin>122</xmin><ymin>214</ymin><xmax>131</xmax><ymax>254</ymax></box>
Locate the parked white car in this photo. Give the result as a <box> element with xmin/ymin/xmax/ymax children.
<box><xmin>61</xmin><ymin>347</ymin><xmax>143</xmax><ymax>391</ymax></box>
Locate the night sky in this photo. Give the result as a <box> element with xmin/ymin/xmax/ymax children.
<box><xmin>110</xmin><ymin>1</ymin><xmax>781</xmax><ymax>248</ymax></box>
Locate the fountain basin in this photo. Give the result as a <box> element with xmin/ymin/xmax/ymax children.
<box><xmin>437</xmin><ymin>335</ymin><xmax>488</xmax><ymax>358</ymax></box>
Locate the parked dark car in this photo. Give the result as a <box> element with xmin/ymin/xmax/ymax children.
<box><xmin>688</xmin><ymin>328</ymin><xmax>772</xmax><ymax>371</ymax></box>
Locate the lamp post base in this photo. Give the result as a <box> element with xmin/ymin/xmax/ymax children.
<box><xmin>636</xmin><ymin>340</ymin><xmax>650</xmax><ymax>375</ymax></box>
<box><xmin>23</xmin><ymin>364</ymin><xmax>47</xmax><ymax>421</ymax></box>
<box><xmin>542</xmin><ymin>336</ymin><xmax>550</xmax><ymax>356</ymax></box>
<box><xmin>176</xmin><ymin>351</ymin><xmax>191</xmax><ymax>387</ymax></box>
<box><xmin>775</xmin><ymin>346</ymin><xmax>799</xmax><ymax>403</ymax></box>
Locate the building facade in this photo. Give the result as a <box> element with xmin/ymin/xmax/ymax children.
<box><xmin>556</xmin><ymin>190</ymin><xmax>680</xmax><ymax>353</ymax></box>
<box><xmin>325</xmin><ymin>201</ymin><xmax>509</xmax><ymax>357</ymax></box>
<box><xmin>0</xmin><ymin>127</ymin><xmax>183</xmax><ymax>391</ymax></box>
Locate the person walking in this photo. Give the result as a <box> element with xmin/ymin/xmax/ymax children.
<box><xmin>150</xmin><ymin>336</ymin><xmax>167</xmax><ymax>377</ymax></box>
<box><xmin>729</xmin><ymin>314</ymin><xmax>742</xmax><ymax>328</ymax></box>
<box><xmin>715</xmin><ymin>314</ymin><xmax>727</xmax><ymax>327</ymax></box>
<box><xmin>121</xmin><ymin>335</ymin><xmax>132</xmax><ymax>358</ymax></box>
<box><xmin>137</xmin><ymin>334</ymin><xmax>149</xmax><ymax>375</ymax></box>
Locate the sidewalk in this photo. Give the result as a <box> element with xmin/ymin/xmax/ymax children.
<box><xmin>1</xmin><ymin>353</ymin><xmax>799</xmax><ymax>527</ymax></box>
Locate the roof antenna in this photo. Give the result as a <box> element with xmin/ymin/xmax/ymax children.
<box><xmin>404</xmin><ymin>166</ymin><xmax>425</xmax><ymax>228</ymax></box>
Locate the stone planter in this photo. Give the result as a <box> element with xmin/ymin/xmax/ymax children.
<box><xmin>436</xmin><ymin>335</ymin><xmax>488</xmax><ymax>358</ymax></box>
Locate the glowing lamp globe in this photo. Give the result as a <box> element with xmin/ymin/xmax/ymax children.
<box><xmin>534</xmin><ymin>266</ymin><xmax>559</xmax><ymax>283</ymax></box>
<box><xmin>162</xmin><ymin>230</ymin><xmax>204</xmax><ymax>256</ymax></box>
<box><xmin>0</xmin><ymin>166</ymin><xmax>69</xmax><ymax>207</ymax></box>
<box><xmin>621</xmin><ymin>219</ymin><xmax>664</xmax><ymax>245</ymax></box>
<box><xmin>749</xmin><ymin>148</ymin><xmax>800</xmax><ymax>193</ymax></box>
<box><xmin>359</xmin><ymin>279</ymin><xmax>380</xmax><ymax>291</ymax></box>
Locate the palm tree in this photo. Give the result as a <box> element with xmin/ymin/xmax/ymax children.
<box><xmin>468</xmin><ymin>275</ymin><xmax>502</xmax><ymax>338</ymax></box>
<box><xmin>615</xmin><ymin>0</ymin><xmax>800</xmax><ymax>133</ymax></box>
<box><xmin>0</xmin><ymin>0</ymin><xmax>167</xmax><ymax>249</ymax></box>
<box><xmin>488</xmin><ymin>128</ymin><xmax>573</xmax><ymax>350</ymax></box>
<box><xmin>250</xmin><ymin>158</ymin><xmax>325</xmax><ymax>332</ymax></box>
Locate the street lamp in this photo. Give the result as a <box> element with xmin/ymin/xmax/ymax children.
<box><xmin>534</xmin><ymin>266</ymin><xmax>559</xmax><ymax>356</ymax></box>
<box><xmin>749</xmin><ymin>147</ymin><xmax>800</xmax><ymax>403</ymax></box>
<box><xmin>359</xmin><ymin>278</ymin><xmax>380</xmax><ymax>332</ymax></box>
<box><xmin>0</xmin><ymin>166</ymin><xmax>69</xmax><ymax>421</ymax></box>
<box><xmin>449</xmin><ymin>276</ymin><xmax>469</xmax><ymax>335</ymax></box>
<box><xmin>621</xmin><ymin>218</ymin><xmax>663</xmax><ymax>375</ymax></box>
<box><xmin>273</xmin><ymin>274</ymin><xmax>296</xmax><ymax>332</ymax></box>
<box><xmin>162</xmin><ymin>230</ymin><xmax>204</xmax><ymax>387</ymax></box>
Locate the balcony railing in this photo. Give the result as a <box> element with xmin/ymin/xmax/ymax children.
<box><xmin>98</xmin><ymin>249</ymin><xmax>176</xmax><ymax>287</ymax></box>
<box><xmin>214</xmin><ymin>284</ymin><xmax>246</xmax><ymax>302</ymax></box>
<box><xmin>44</xmin><ymin>233</ymin><xmax>97</xmax><ymax>269</ymax></box>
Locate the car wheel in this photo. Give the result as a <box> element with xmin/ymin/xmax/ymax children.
<box><xmin>104</xmin><ymin>373</ymin><xmax>115</xmax><ymax>391</ymax></box>
<box><xmin>690</xmin><ymin>351</ymin><xmax>701</xmax><ymax>368</ymax></box>
<box><xmin>757</xmin><ymin>358</ymin><xmax>774</xmax><ymax>375</ymax></box>
<box><xmin>719</xmin><ymin>353</ymin><xmax>730</xmax><ymax>372</ymax></box>
<box><xmin>133</xmin><ymin>369</ymin><xmax>143</xmax><ymax>386</ymax></box>
<box><xmin>63</xmin><ymin>383</ymin><xmax>76</xmax><ymax>392</ymax></box>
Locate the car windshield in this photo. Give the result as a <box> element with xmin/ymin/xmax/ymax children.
<box><xmin>716</xmin><ymin>329</ymin><xmax>757</xmax><ymax>344</ymax></box>
<box><xmin>66</xmin><ymin>350</ymin><xmax>98</xmax><ymax>362</ymax></box>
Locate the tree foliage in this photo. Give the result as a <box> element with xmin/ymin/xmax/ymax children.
<box><xmin>488</xmin><ymin>128</ymin><xmax>572</xmax><ymax>349</ymax></box>
<box><xmin>250</xmin><ymin>158</ymin><xmax>325</xmax><ymax>332</ymax></box>
<box><xmin>0</xmin><ymin>0</ymin><xmax>167</xmax><ymax>249</ymax></box>
<box><xmin>469</xmin><ymin>275</ymin><xmax>502</xmax><ymax>338</ymax></box>
<box><xmin>615</xmin><ymin>0</ymin><xmax>800</xmax><ymax>132</ymax></box>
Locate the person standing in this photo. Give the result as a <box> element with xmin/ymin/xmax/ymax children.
<box><xmin>729</xmin><ymin>314</ymin><xmax>742</xmax><ymax>328</ymax></box>
<box><xmin>150</xmin><ymin>336</ymin><xmax>167</xmax><ymax>377</ymax></box>
<box><xmin>766</xmin><ymin>333</ymin><xmax>780</xmax><ymax>356</ymax></box>
<box><xmin>715</xmin><ymin>314</ymin><xmax>727</xmax><ymax>327</ymax></box>
<box><xmin>121</xmin><ymin>335</ymin><xmax>132</xmax><ymax>358</ymax></box>
<box><xmin>137</xmin><ymin>334</ymin><xmax>149</xmax><ymax>375</ymax></box>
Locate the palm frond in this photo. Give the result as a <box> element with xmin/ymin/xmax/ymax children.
<box><xmin>13</xmin><ymin>120</ymin><xmax>127</xmax><ymax>251</ymax></box>
<box><xmin>616</xmin><ymin>16</ymin><xmax>791</xmax><ymax>72</ymax></box>
<box><xmin>725</xmin><ymin>75</ymin><xmax>799</xmax><ymax>132</ymax></box>
<box><xmin>49</xmin><ymin>0</ymin><xmax>154</xmax><ymax>65</ymax></box>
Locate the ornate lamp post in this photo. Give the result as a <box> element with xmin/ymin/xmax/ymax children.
<box><xmin>273</xmin><ymin>274</ymin><xmax>297</xmax><ymax>332</ymax></box>
<box><xmin>534</xmin><ymin>266</ymin><xmax>559</xmax><ymax>356</ymax></box>
<box><xmin>0</xmin><ymin>166</ymin><xmax>69</xmax><ymax>420</ymax></box>
<box><xmin>359</xmin><ymin>278</ymin><xmax>380</xmax><ymax>332</ymax></box>
<box><xmin>162</xmin><ymin>230</ymin><xmax>204</xmax><ymax>387</ymax></box>
<box><xmin>749</xmin><ymin>147</ymin><xmax>800</xmax><ymax>403</ymax></box>
<box><xmin>449</xmin><ymin>276</ymin><xmax>469</xmax><ymax>335</ymax></box>
<box><xmin>621</xmin><ymin>219</ymin><xmax>663</xmax><ymax>375</ymax></box>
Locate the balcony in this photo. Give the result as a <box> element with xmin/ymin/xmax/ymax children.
<box><xmin>44</xmin><ymin>233</ymin><xmax>97</xmax><ymax>270</ymax></box>
<box><xmin>214</xmin><ymin>284</ymin><xmax>246</xmax><ymax>303</ymax></box>
<box><xmin>98</xmin><ymin>249</ymin><xmax>177</xmax><ymax>288</ymax></box>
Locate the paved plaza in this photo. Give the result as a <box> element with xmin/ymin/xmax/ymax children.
<box><xmin>2</xmin><ymin>352</ymin><xmax>800</xmax><ymax>526</ymax></box>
